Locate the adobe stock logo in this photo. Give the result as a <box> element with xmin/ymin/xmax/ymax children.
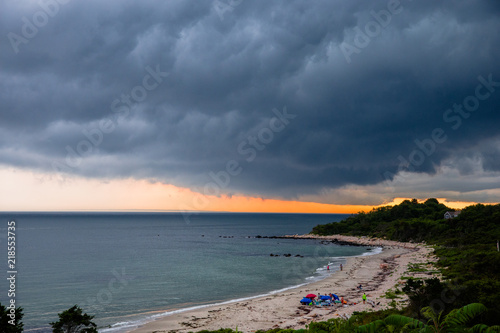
<box><xmin>180</xmin><ymin>106</ymin><xmax>297</xmax><ymax>223</ymax></box>
<box><xmin>213</xmin><ymin>0</ymin><xmax>243</xmax><ymax>21</ymax></box>
<box><xmin>340</xmin><ymin>0</ymin><xmax>412</xmax><ymax>64</ymax></box>
<box><xmin>7</xmin><ymin>0</ymin><xmax>72</xmax><ymax>54</ymax></box>
<box><xmin>383</xmin><ymin>74</ymin><xmax>499</xmax><ymax>188</ymax></box>
<box><xmin>52</xmin><ymin>65</ymin><xmax>168</xmax><ymax>174</ymax></box>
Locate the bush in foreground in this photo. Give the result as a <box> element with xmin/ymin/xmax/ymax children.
<box><xmin>0</xmin><ymin>303</ymin><xmax>23</xmax><ymax>333</ymax></box>
<box><xmin>50</xmin><ymin>305</ymin><xmax>97</xmax><ymax>333</ymax></box>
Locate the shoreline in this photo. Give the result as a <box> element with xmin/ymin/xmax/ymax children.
<box><xmin>128</xmin><ymin>234</ymin><xmax>437</xmax><ymax>333</ymax></box>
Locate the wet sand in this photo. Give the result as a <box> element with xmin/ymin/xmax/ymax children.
<box><xmin>130</xmin><ymin>235</ymin><xmax>437</xmax><ymax>333</ymax></box>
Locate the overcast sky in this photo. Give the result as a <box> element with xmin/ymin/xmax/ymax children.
<box><xmin>1</xmin><ymin>0</ymin><xmax>500</xmax><ymax>209</ymax></box>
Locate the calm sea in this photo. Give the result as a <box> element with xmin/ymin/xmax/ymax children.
<box><xmin>0</xmin><ymin>212</ymin><xmax>377</xmax><ymax>332</ymax></box>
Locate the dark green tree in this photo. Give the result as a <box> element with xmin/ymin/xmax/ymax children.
<box><xmin>402</xmin><ymin>277</ymin><xmax>451</xmax><ymax>319</ymax></box>
<box><xmin>356</xmin><ymin>303</ymin><xmax>500</xmax><ymax>333</ymax></box>
<box><xmin>50</xmin><ymin>305</ymin><xmax>97</xmax><ymax>333</ymax></box>
<box><xmin>0</xmin><ymin>303</ymin><xmax>24</xmax><ymax>333</ymax></box>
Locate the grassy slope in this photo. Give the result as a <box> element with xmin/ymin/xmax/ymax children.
<box><xmin>311</xmin><ymin>199</ymin><xmax>500</xmax><ymax>326</ymax></box>
<box><xmin>195</xmin><ymin>200</ymin><xmax>500</xmax><ymax>332</ymax></box>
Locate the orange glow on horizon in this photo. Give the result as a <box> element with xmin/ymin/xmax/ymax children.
<box><xmin>381</xmin><ymin>197</ymin><xmax>479</xmax><ymax>211</ymax></box>
<box><xmin>1</xmin><ymin>168</ymin><xmax>373</xmax><ymax>213</ymax></box>
<box><xmin>0</xmin><ymin>167</ymin><xmax>493</xmax><ymax>213</ymax></box>
<box><xmin>185</xmin><ymin>194</ymin><xmax>375</xmax><ymax>214</ymax></box>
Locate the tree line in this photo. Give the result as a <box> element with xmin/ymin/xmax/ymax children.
<box><xmin>2</xmin><ymin>199</ymin><xmax>499</xmax><ymax>332</ymax></box>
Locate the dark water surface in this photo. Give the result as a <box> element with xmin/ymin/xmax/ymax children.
<box><xmin>0</xmin><ymin>212</ymin><xmax>375</xmax><ymax>332</ymax></box>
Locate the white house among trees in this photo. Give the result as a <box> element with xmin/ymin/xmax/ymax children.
<box><xmin>444</xmin><ymin>211</ymin><xmax>461</xmax><ymax>219</ymax></box>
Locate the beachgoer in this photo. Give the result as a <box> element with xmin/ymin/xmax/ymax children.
<box><xmin>340</xmin><ymin>263</ymin><xmax>343</xmax><ymax>271</ymax></box>
<box><xmin>362</xmin><ymin>293</ymin><xmax>367</xmax><ymax>304</ymax></box>
<box><xmin>357</xmin><ymin>284</ymin><xmax>362</xmax><ymax>290</ymax></box>
<box><xmin>327</xmin><ymin>265</ymin><xmax>330</xmax><ymax>270</ymax></box>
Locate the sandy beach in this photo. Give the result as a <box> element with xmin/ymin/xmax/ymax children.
<box><xmin>131</xmin><ymin>235</ymin><xmax>438</xmax><ymax>333</ymax></box>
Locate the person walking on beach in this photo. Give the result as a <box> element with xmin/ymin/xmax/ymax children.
<box><xmin>327</xmin><ymin>265</ymin><xmax>329</xmax><ymax>271</ymax></box>
<box><xmin>362</xmin><ymin>293</ymin><xmax>367</xmax><ymax>304</ymax></box>
<box><xmin>340</xmin><ymin>263</ymin><xmax>343</xmax><ymax>271</ymax></box>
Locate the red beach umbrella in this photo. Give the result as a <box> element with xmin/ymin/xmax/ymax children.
<box><xmin>306</xmin><ymin>294</ymin><xmax>317</xmax><ymax>299</ymax></box>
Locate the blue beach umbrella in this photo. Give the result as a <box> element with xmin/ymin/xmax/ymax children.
<box><xmin>320</xmin><ymin>295</ymin><xmax>332</xmax><ymax>301</ymax></box>
<box><xmin>331</xmin><ymin>294</ymin><xmax>339</xmax><ymax>300</ymax></box>
<box><xmin>300</xmin><ymin>297</ymin><xmax>312</xmax><ymax>304</ymax></box>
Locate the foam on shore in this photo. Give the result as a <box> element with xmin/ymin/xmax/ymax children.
<box><xmin>106</xmin><ymin>242</ymin><xmax>386</xmax><ymax>333</ymax></box>
<box><xmin>127</xmin><ymin>235</ymin><xmax>435</xmax><ymax>333</ymax></box>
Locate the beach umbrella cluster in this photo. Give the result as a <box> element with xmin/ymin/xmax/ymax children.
<box><xmin>300</xmin><ymin>293</ymin><xmax>341</xmax><ymax>305</ymax></box>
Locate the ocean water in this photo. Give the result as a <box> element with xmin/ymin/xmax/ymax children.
<box><xmin>0</xmin><ymin>212</ymin><xmax>377</xmax><ymax>332</ymax></box>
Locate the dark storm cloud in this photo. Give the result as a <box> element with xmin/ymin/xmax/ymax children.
<box><xmin>1</xmin><ymin>0</ymin><xmax>500</xmax><ymax>200</ymax></box>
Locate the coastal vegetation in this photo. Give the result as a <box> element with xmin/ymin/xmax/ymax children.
<box><xmin>50</xmin><ymin>305</ymin><xmax>97</xmax><ymax>333</ymax></box>
<box><xmin>196</xmin><ymin>301</ymin><xmax>500</xmax><ymax>333</ymax></box>
<box><xmin>0</xmin><ymin>304</ymin><xmax>96</xmax><ymax>333</ymax></box>
<box><xmin>196</xmin><ymin>199</ymin><xmax>500</xmax><ymax>332</ymax></box>
<box><xmin>2</xmin><ymin>199</ymin><xmax>499</xmax><ymax>332</ymax></box>
<box><xmin>0</xmin><ymin>303</ymin><xmax>23</xmax><ymax>333</ymax></box>
<box><xmin>311</xmin><ymin>199</ymin><xmax>500</xmax><ymax>326</ymax></box>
